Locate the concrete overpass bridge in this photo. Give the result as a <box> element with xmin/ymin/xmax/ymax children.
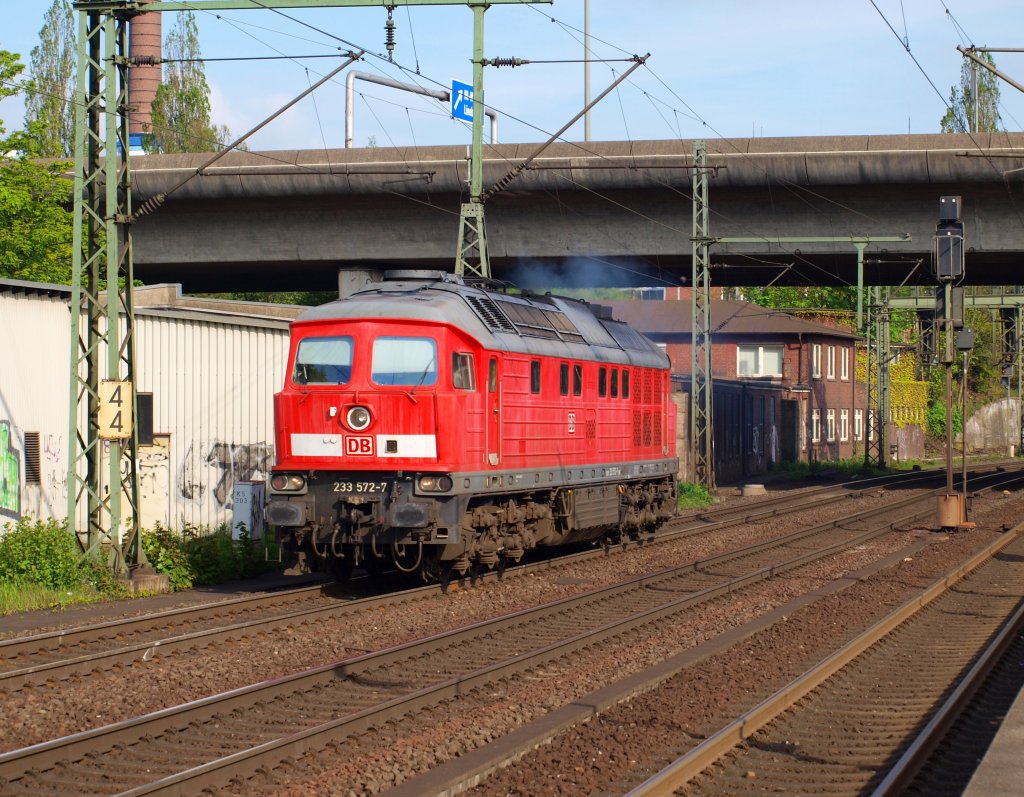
<box><xmin>129</xmin><ymin>133</ymin><xmax>1024</xmax><ymax>292</ymax></box>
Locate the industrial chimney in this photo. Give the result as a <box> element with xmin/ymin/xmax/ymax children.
<box><xmin>128</xmin><ymin>0</ymin><xmax>161</xmax><ymax>152</ymax></box>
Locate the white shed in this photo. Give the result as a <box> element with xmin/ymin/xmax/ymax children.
<box><xmin>0</xmin><ymin>280</ymin><xmax>299</xmax><ymax>532</ymax></box>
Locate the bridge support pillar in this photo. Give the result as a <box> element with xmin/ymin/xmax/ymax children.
<box><xmin>338</xmin><ymin>268</ymin><xmax>384</xmax><ymax>299</ymax></box>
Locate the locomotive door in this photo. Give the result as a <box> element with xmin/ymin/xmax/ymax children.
<box><xmin>487</xmin><ymin>357</ymin><xmax>500</xmax><ymax>465</ymax></box>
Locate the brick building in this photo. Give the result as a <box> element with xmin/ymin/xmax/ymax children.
<box><xmin>604</xmin><ymin>300</ymin><xmax>867</xmax><ymax>476</ymax></box>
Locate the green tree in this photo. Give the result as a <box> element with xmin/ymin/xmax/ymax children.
<box><xmin>0</xmin><ymin>50</ymin><xmax>74</xmax><ymax>284</ymax></box>
<box><xmin>741</xmin><ymin>286</ymin><xmax>858</xmax><ymax>312</ymax></box>
<box><xmin>940</xmin><ymin>51</ymin><xmax>1002</xmax><ymax>133</ymax></box>
<box><xmin>24</xmin><ymin>0</ymin><xmax>76</xmax><ymax>158</ymax></box>
<box><xmin>146</xmin><ymin>11</ymin><xmax>230</xmax><ymax>153</ymax></box>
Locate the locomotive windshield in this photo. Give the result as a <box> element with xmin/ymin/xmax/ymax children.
<box><xmin>372</xmin><ymin>336</ymin><xmax>438</xmax><ymax>386</ymax></box>
<box><xmin>293</xmin><ymin>335</ymin><xmax>353</xmax><ymax>385</ymax></box>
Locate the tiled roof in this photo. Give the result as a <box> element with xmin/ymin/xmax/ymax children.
<box><xmin>601</xmin><ymin>299</ymin><xmax>861</xmax><ymax>340</ymax></box>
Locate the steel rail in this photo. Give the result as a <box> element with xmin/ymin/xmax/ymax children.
<box><xmin>3</xmin><ymin>470</ymin><xmax>1019</xmax><ymax>794</ymax></box>
<box><xmin>0</xmin><ymin>466</ymin><xmax>953</xmax><ymax>691</ymax></box>
<box><xmin>623</xmin><ymin>516</ymin><xmax>1024</xmax><ymax>797</ymax></box>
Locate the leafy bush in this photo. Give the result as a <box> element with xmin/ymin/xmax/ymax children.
<box><xmin>0</xmin><ymin>518</ymin><xmax>83</xmax><ymax>590</ymax></box>
<box><xmin>149</xmin><ymin>523</ymin><xmax>272</xmax><ymax>588</ymax></box>
<box><xmin>926</xmin><ymin>401</ymin><xmax>963</xmax><ymax>438</ymax></box>
<box><xmin>141</xmin><ymin>524</ymin><xmax>195</xmax><ymax>591</ymax></box>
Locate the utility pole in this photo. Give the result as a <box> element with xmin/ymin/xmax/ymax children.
<box><xmin>584</xmin><ymin>0</ymin><xmax>591</xmax><ymax>142</ymax></box>
<box><xmin>68</xmin><ymin>0</ymin><xmax>550</xmax><ymax>583</ymax></box>
<box><xmin>932</xmin><ymin>195</ymin><xmax>970</xmax><ymax>529</ymax></box>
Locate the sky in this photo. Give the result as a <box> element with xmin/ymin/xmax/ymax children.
<box><xmin>2</xmin><ymin>1</ymin><xmax>1024</xmax><ymax>152</ymax></box>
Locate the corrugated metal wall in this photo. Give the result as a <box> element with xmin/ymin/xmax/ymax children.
<box><xmin>2</xmin><ymin>285</ymin><xmax>291</xmax><ymax>532</ymax></box>
<box><xmin>0</xmin><ymin>291</ymin><xmax>73</xmax><ymax>524</ymax></box>
<box><xmin>134</xmin><ymin>312</ymin><xmax>290</xmax><ymax>530</ymax></box>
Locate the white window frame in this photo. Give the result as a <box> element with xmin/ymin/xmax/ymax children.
<box><xmin>840</xmin><ymin>409</ymin><xmax>849</xmax><ymax>442</ymax></box>
<box><xmin>736</xmin><ymin>344</ymin><xmax>784</xmax><ymax>378</ymax></box>
<box><xmin>840</xmin><ymin>347</ymin><xmax>850</xmax><ymax>381</ymax></box>
<box><xmin>854</xmin><ymin>409</ymin><xmax>863</xmax><ymax>441</ymax></box>
<box><xmin>827</xmin><ymin>346</ymin><xmax>836</xmax><ymax>380</ymax></box>
<box><xmin>826</xmin><ymin>408</ymin><xmax>836</xmax><ymax>442</ymax></box>
<box><xmin>811</xmin><ymin>409</ymin><xmax>821</xmax><ymax>443</ymax></box>
<box><xmin>867</xmin><ymin>409</ymin><xmax>875</xmax><ymax>441</ymax></box>
<box><xmin>812</xmin><ymin>343</ymin><xmax>822</xmax><ymax>379</ymax></box>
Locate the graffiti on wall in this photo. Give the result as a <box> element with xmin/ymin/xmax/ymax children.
<box><xmin>0</xmin><ymin>421</ymin><xmax>22</xmax><ymax>519</ymax></box>
<box><xmin>178</xmin><ymin>440</ymin><xmax>274</xmax><ymax>509</ymax></box>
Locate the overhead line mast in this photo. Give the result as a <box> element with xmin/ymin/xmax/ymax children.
<box><xmin>68</xmin><ymin>0</ymin><xmax>551</xmax><ymax>583</ymax></box>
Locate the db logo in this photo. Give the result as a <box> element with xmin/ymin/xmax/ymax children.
<box><xmin>345</xmin><ymin>436</ymin><xmax>374</xmax><ymax>456</ymax></box>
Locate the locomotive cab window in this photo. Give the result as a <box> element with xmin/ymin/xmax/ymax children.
<box><xmin>573</xmin><ymin>364</ymin><xmax>583</xmax><ymax>396</ymax></box>
<box><xmin>530</xmin><ymin>360</ymin><xmax>541</xmax><ymax>394</ymax></box>
<box><xmin>293</xmin><ymin>335</ymin><xmax>354</xmax><ymax>385</ymax></box>
<box><xmin>598</xmin><ymin>367</ymin><xmax>607</xmax><ymax>397</ymax></box>
<box><xmin>372</xmin><ymin>337</ymin><xmax>437</xmax><ymax>386</ymax></box>
<box><xmin>488</xmin><ymin>358</ymin><xmax>498</xmax><ymax>392</ymax></box>
<box><xmin>452</xmin><ymin>353</ymin><xmax>476</xmax><ymax>391</ymax></box>
<box><xmin>622</xmin><ymin>369</ymin><xmax>630</xmax><ymax>399</ymax></box>
<box><xmin>559</xmin><ymin>363</ymin><xmax>569</xmax><ymax>396</ymax></box>
<box><xmin>611</xmin><ymin>368</ymin><xmax>619</xmax><ymax>398</ymax></box>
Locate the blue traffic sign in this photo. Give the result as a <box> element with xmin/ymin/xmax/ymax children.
<box><xmin>451</xmin><ymin>79</ymin><xmax>474</xmax><ymax>122</ymax></box>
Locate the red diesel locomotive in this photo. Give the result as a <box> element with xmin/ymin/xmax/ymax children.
<box><xmin>266</xmin><ymin>270</ymin><xmax>678</xmax><ymax>580</ymax></box>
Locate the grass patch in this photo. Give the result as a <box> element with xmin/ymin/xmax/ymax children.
<box><xmin>0</xmin><ymin>578</ymin><xmax>107</xmax><ymax>615</ymax></box>
<box><xmin>678</xmin><ymin>481</ymin><xmax>714</xmax><ymax>509</ymax></box>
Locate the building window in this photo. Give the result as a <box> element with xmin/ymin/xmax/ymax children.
<box><xmin>840</xmin><ymin>409</ymin><xmax>849</xmax><ymax>442</ymax></box>
<box><xmin>812</xmin><ymin>343</ymin><xmax>822</xmax><ymax>379</ymax></box>
<box><xmin>854</xmin><ymin>409</ymin><xmax>863</xmax><ymax>441</ymax></box>
<box><xmin>841</xmin><ymin>347</ymin><xmax>850</xmax><ymax>381</ymax></box>
<box><xmin>827</xmin><ymin>346</ymin><xmax>836</xmax><ymax>380</ymax></box>
<box><xmin>867</xmin><ymin>409</ymin><xmax>875</xmax><ymax>441</ymax></box>
<box><xmin>737</xmin><ymin>344</ymin><xmax>784</xmax><ymax>377</ymax></box>
<box><xmin>826</xmin><ymin>409</ymin><xmax>836</xmax><ymax>441</ymax></box>
<box><xmin>530</xmin><ymin>360</ymin><xmax>541</xmax><ymax>394</ymax></box>
<box><xmin>811</xmin><ymin>409</ymin><xmax>821</xmax><ymax>443</ymax></box>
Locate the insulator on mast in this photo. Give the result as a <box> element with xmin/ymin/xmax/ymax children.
<box><xmin>385</xmin><ymin>10</ymin><xmax>396</xmax><ymax>62</ymax></box>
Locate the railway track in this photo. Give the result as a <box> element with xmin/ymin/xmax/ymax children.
<box><xmin>1</xmin><ymin>468</ymin><xmax>1015</xmax><ymax>796</ymax></box>
<box><xmin>0</xmin><ymin>465</ymin><xmax>951</xmax><ymax>693</ymax></box>
<box><xmin>622</xmin><ymin>514</ymin><xmax>1024</xmax><ymax>797</ymax></box>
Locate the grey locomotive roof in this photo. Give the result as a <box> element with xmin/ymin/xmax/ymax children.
<box><xmin>297</xmin><ymin>271</ymin><xmax>669</xmax><ymax>369</ymax></box>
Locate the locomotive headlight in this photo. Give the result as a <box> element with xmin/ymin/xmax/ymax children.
<box><xmin>270</xmin><ymin>473</ymin><xmax>306</xmax><ymax>492</ymax></box>
<box><xmin>417</xmin><ymin>475</ymin><xmax>453</xmax><ymax>492</ymax></box>
<box><xmin>346</xmin><ymin>405</ymin><xmax>372</xmax><ymax>431</ymax></box>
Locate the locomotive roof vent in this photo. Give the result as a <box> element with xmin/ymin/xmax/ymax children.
<box><xmin>383</xmin><ymin>269</ymin><xmax>456</xmax><ymax>283</ymax></box>
<box><xmin>465</xmin><ymin>294</ymin><xmax>518</xmax><ymax>334</ymax></box>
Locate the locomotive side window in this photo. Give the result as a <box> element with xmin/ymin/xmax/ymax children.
<box><xmin>372</xmin><ymin>337</ymin><xmax>437</xmax><ymax>386</ymax></box>
<box><xmin>293</xmin><ymin>336</ymin><xmax>354</xmax><ymax>385</ymax></box>
<box><xmin>530</xmin><ymin>360</ymin><xmax>541</xmax><ymax>394</ymax></box>
<box><xmin>598</xmin><ymin>367</ymin><xmax>607</xmax><ymax>397</ymax></box>
<box><xmin>488</xmin><ymin>358</ymin><xmax>498</xmax><ymax>392</ymax></box>
<box><xmin>611</xmin><ymin>368</ymin><xmax>619</xmax><ymax>398</ymax></box>
<box><xmin>573</xmin><ymin>364</ymin><xmax>583</xmax><ymax>396</ymax></box>
<box><xmin>452</xmin><ymin>353</ymin><xmax>476</xmax><ymax>391</ymax></box>
<box><xmin>622</xmin><ymin>369</ymin><xmax>630</xmax><ymax>398</ymax></box>
<box><xmin>559</xmin><ymin>363</ymin><xmax>569</xmax><ymax>396</ymax></box>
